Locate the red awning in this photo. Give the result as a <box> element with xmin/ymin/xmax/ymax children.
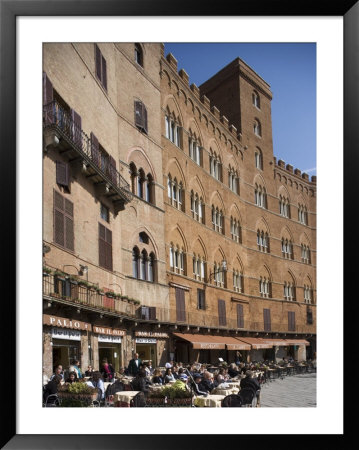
<box><xmin>222</xmin><ymin>336</ymin><xmax>251</xmax><ymax>350</ymax></box>
<box><xmin>261</xmin><ymin>339</ymin><xmax>288</xmax><ymax>347</ymax></box>
<box><xmin>284</xmin><ymin>339</ymin><xmax>310</xmax><ymax>346</ymax></box>
<box><xmin>235</xmin><ymin>337</ymin><xmax>273</xmax><ymax>349</ymax></box>
<box><xmin>173</xmin><ymin>333</ymin><xmax>226</xmax><ymax>350</ymax></box>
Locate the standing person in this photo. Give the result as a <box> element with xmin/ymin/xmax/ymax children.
<box><xmin>69</xmin><ymin>359</ymin><xmax>83</xmax><ymax>379</ymax></box>
<box><xmin>128</xmin><ymin>352</ymin><xmax>142</xmax><ymax>376</ymax></box>
<box><xmin>101</xmin><ymin>358</ymin><xmax>114</xmax><ymax>381</ymax></box>
<box><xmin>235</xmin><ymin>351</ymin><xmax>242</xmax><ymax>365</ymax></box>
<box><xmin>50</xmin><ymin>364</ymin><xmax>64</xmax><ymax>381</ymax></box>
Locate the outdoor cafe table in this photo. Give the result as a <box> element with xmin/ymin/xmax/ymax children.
<box><xmin>194</xmin><ymin>394</ymin><xmax>226</xmax><ymax>408</ymax></box>
<box><xmin>114</xmin><ymin>391</ymin><xmax>140</xmax><ymax>407</ymax></box>
<box><xmin>211</xmin><ymin>387</ymin><xmax>240</xmax><ymax>396</ymax></box>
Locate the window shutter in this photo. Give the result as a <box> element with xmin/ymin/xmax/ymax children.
<box><xmin>108</xmin><ymin>155</ymin><xmax>117</xmax><ymax>185</ymax></box>
<box><xmin>149</xmin><ymin>307</ymin><xmax>156</xmax><ymax>320</ymax></box>
<box><xmin>175</xmin><ymin>288</ymin><xmax>186</xmax><ymax>322</ymax></box>
<box><xmin>105</xmin><ymin>227</ymin><xmax>113</xmax><ymax>271</ymax></box>
<box><xmin>218</xmin><ymin>299</ymin><xmax>226</xmax><ymax>326</ymax></box>
<box><xmin>56</xmin><ymin>161</ymin><xmax>69</xmax><ymax>188</ymax></box>
<box><xmin>288</xmin><ymin>311</ymin><xmax>295</xmax><ymax>331</ymax></box>
<box><xmin>102</xmin><ymin>55</ymin><xmax>107</xmax><ymax>90</ymax></box>
<box><xmin>64</xmin><ymin>198</ymin><xmax>74</xmax><ymax>251</ymax></box>
<box><xmin>54</xmin><ymin>190</ymin><xmax>65</xmax><ymax>247</ymax></box>
<box><xmin>99</xmin><ymin>223</ymin><xmax>107</xmax><ymax>269</ymax></box>
<box><xmin>90</xmin><ymin>132</ymin><xmax>100</xmax><ymax>167</ymax></box>
<box><xmin>71</xmin><ymin>109</ymin><xmax>82</xmax><ymax>149</ymax></box>
<box><xmin>237</xmin><ymin>304</ymin><xmax>244</xmax><ymax>328</ymax></box>
<box><xmin>263</xmin><ymin>308</ymin><xmax>271</xmax><ymax>332</ymax></box>
<box><xmin>134</xmin><ymin>101</ymin><xmax>143</xmax><ymax>128</ymax></box>
<box><xmin>43</xmin><ymin>72</ymin><xmax>53</xmax><ymax>106</ymax></box>
<box><xmin>142</xmin><ymin>103</ymin><xmax>148</xmax><ymax>134</ymax></box>
<box><xmin>95</xmin><ymin>45</ymin><xmax>102</xmax><ymax>81</ymax></box>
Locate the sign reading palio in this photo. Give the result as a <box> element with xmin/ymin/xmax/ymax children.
<box><xmin>93</xmin><ymin>325</ymin><xmax>126</xmax><ymax>337</ymax></box>
<box><xmin>43</xmin><ymin>314</ymin><xmax>91</xmax><ymax>331</ymax></box>
<box><xmin>135</xmin><ymin>331</ymin><xmax>169</xmax><ymax>338</ymax></box>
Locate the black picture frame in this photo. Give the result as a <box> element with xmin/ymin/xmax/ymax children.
<box><xmin>1</xmin><ymin>0</ymin><xmax>355</xmax><ymax>448</ymax></box>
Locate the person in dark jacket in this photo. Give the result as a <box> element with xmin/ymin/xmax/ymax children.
<box><xmin>240</xmin><ymin>370</ymin><xmax>261</xmax><ymax>406</ymax></box>
<box><xmin>198</xmin><ymin>371</ymin><xmax>215</xmax><ymax>393</ymax></box>
<box><xmin>131</xmin><ymin>369</ymin><xmax>149</xmax><ymax>393</ymax></box>
<box><xmin>43</xmin><ymin>374</ymin><xmax>62</xmax><ymax>405</ymax></box>
<box><xmin>152</xmin><ymin>369</ymin><xmax>164</xmax><ymax>385</ymax></box>
<box><xmin>128</xmin><ymin>353</ymin><xmax>142</xmax><ymax>376</ymax></box>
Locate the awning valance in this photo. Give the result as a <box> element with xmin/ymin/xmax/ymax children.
<box><xmin>262</xmin><ymin>339</ymin><xmax>288</xmax><ymax>347</ymax></box>
<box><xmin>236</xmin><ymin>337</ymin><xmax>273</xmax><ymax>349</ymax></box>
<box><xmin>284</xmin><ymin>339</ymin><xmax>310</xmax><ymax>346</ymax></box>
<box><xmin>222</xmin><ymin>336</ymin><xmax>251</xmax><ymax>350</ymax></box>
<box><xmin>173</xmin><ymin>333</ymin><xmax>225</xmax><ymax>350</ymax></box>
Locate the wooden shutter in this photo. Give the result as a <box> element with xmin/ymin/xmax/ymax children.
<box><xmin>142</xmin><ymin>103</ymin><xmax>148</xmax><ymax>133</ymax></box>
<box><xmin>54</xmin><ymin>190</ymin><xmax>73</xmax><ymax>251</ymax></box>
<box><xmin>102</xmin><ymin>55</ymin><xmax>107</xmax><ymax>90</ymax></box>
<box><xmin>108</xmin><ymin>155</ymin><xmax>117</xmax><ymax>185</ymax></box>
<box><xmin>288</xmin><ymin>311</ymin><xmax>295</xmax><ymax>331</ymax></box>
<box><xmin>90</xmin><ymin>132</ymin><xmax>100</xmax><ymax>167</ymax></box>
<box><xmin>237</xmin><ymin>304</ymin><xmax>244</xmax><ymax>328</ymax></box>
<box><xmin>134</xmin><ymin>101</ymin><xmax>143</xmax><ymax>128</ymax></box>
<box><xmin>95</xmin><ymin>45</ymin><xmax>102</xmax><ymax>81</ymax></box>
<box><xmin>197</xmin><ymin>289</ymin><xmax>205</xmax><ymax>310</ymax></box>
<box><xmin>56</xmin><ymin>161</ymin><xmax>69</xmax><ymax>188</ymax></box>
<box><xmin>43</xmin><ymin>72</ymin><xmax>53</xmax><ymax>105</ymax></box>
<box><xmin>218</xmin><ymin>299</ymin><xmax>226</xmax><ymax>326</ymax></box>
<box><xmin>99</xmin><ymin>223</ymin><xmax>112</xmax><ymax>271</ymax></box>
<box><xmin>71</xmin><ymin>109</ymin><xmax>82</xmax><ymax>149</ymax></box>
<box><xmin>263</xmin><ymin>308</ymin><xmax>271</xmax><ymax>332</ymax></box>
<box><xmin>149</xmin><ymin>307</ymin><xmax>156</xmax><ymax>320</ymax></box>
<box><xmin>175</xmin><ymin>288</ymin><xmax>186</xmax><ymax>322</ymax></box>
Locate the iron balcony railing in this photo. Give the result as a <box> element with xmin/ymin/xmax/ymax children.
<box><xmin>43</xmin><ymin>100</ymin><xmax>132</xmax><ymax>204</ymax></box>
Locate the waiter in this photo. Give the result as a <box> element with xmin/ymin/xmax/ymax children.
<box><xmin>128</xmin><ymin>352</ymin><xmax>142</xmax><ymax>376</ymax></box>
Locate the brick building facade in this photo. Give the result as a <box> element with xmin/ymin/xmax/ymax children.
<box><xmin>42</xmin><ymin>43</ymin><xmax>316</xmax><ymax>378</ymax></box>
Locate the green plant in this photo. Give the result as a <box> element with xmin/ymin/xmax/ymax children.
<box><xmin>54</xmin><ymin>270</ymin><xmax>66</xmax><ymax>278</ymax></box>
<box><xmin>43</xmin><ymin>266</ymin><xmax>52</xmax><ymax>274</ymax></box>
<box><xmin>149</xmin><ymin>381</ymin><xmax>191</xmax><ymax>400</ymax></box>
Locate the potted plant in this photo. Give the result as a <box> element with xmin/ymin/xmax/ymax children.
<box><xmin>54</xmin><ymin>270</ymin><xmax>66</xmax><ymax>281</ymax></box>
<box><xmin>106</xmin><ymin>290</ymin><xmax>115</xmax><ymax>298</ymax></box>
<box><xmin>146</xmin><ymin>380</ymin><xmax>192</xmax><ymax>407</ymax></box>
<box><xmin>43</xmin><ymin>266</ymin><xmax>52</xmax><ymax>276</ymax></box>
<box><xmin>57</xmin><ymin>382</ymin><xmax>98</xmax><ymax>407</ymax></box>
<box><xmin>97</xmin><ymin>288</ymin><xmax>105</xmax><ymax>296</ymax></box>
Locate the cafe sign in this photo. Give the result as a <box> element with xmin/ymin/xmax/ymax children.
<box><xmin>135</xmin><ymin>331</ymin><xmax>169</xmax><ymax>339</ymax></box>
<box><xmin>52</xmin><ymin>327</ymin><xmax>81</xmax><ymax>341</ymax></box>
<box><xmin>93</xmin><ymin>325</ymin><xmax>126</xmax><ymax>337</ymax></box>
<box><xmin>136</xmin><ymin>338</ymin><xmax>157</xmax><ymax>344</ymax></box>
<box><xmin>43</xmin><ymin>314</ymin><xmax>91</xmax><ymax>331</ymax></box>
<box><xmin>98</xmin><ymin>334</ymin><xmax>122</xmax><ymax>344</ymax></box>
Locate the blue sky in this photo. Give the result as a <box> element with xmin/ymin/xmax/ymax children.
<box><xmin>164</xmin><ymin>43</ymin><xmax>316</xmax><ymax>176</ymax></box>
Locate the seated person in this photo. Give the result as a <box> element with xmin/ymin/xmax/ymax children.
<box><xmin>172</xmin><ymin>366</ymin><xmax>179</xmax><ymax>379</ymax></box>
<box><xmin>240</xmin><ymin>370</ymin><xmax>261</xmax><ymax>403</ymax></box>
<box><xmin>199</xmin><ymin>371</ymin><xmax>215</xmax><ymax>393</ymax></box>
<box><xmin>131</xmin><ymin>369</ymin><xmax>150</xmax><ymax>393</ymax></box>
<box><xmin>115</xmin><ymin>367</ymin><xmax>126</xmax><ymax>379</ymax></box>
<box><xmin>50</xmin><ymin>364</ymin><xmax>64</xmax><ymax>381</ymax></box>
<box><xmin>164</xmin><ymin>368</ymin><xmax>176</xmax><ymax>384</ymax></box>
<box><xmin>152</xmin><ymin>369</ymin><xmax>164</xmax><ymax>385</ymax></box>
<box><xmin>43</xmin><ymin>374</ymin><xmax>62</xmax><ymax>404</ymax></box>
<box><xmin>86</xmin><ymin>371</ymin><xmax>105</xmax><ymax>400</ymax></box>
<box><xmin>228</xmin><ymin>363</ymin><xmax>240</xmax><ymax>378</ymax></box>
<box><xmin>65</xmin><ymin>371</ymin><xmax>78</xmax><ymax>384</ymax></box>
<box><xmin>193</xmin><ymin>374</ymin><xmax>207</xmax><ymax>395</ymax></box>
<box><xmin>85</xmin><ymin>365</ymin><xmax>94</xmax><ymax>377</ymax></box>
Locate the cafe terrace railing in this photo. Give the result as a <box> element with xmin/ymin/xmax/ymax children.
<box><xmin>43</xmin><ymin>100</ymin><xmax>132</xmax><ymax>204</ymax></box>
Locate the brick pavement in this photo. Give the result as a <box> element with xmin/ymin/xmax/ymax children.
<box><xmin>259</xmin><ymin>372</ymin><xmax>316</xmax><ymax>407</ymax></box>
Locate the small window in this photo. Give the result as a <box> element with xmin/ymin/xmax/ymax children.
<box><xmin>95</xmin><ymin>44</ymin><xmax>107</xmax><ymax>91</ymax></box>
<box><xmin>134</xmin><ymin>44</ymin><xmax>143</xmax><ymax>67</ymax></box>
<box><xmin>134</xmin><ymin>100</ymin><xmax>148</xmax><ymax>134</ymax></box>
<box><xmin>197</xmin><ymin>289</ymin><xmax>205</xmax><ymax>310</ymax></box>
<box><xmin>252</xmin><ymin>91</ymin><xmax>260</xmax><ymax>109</ymax></box>
<box><xmin>139</xmin><ymin>232</ymin><xmax>149</xmax><ymax>244</ymax></box>
<box><xmin>100</xmin><ymin>203</ymin><xmax>109</xmax><ymax>222</ymax></box>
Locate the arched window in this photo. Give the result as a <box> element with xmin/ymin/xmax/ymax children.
<box><xmin>130</xmin><ymin>163</ymin><xmax>155</xmax><ymax>205</ymax></box>
<box><xmin>132</xmin><ymin>247</ymin><xmax>140</xmax><ymax>278</ymax></box>
<box><xmin>301</xmin><ymin>244</ymin><xmax>311</xmax><ymax>264</ymax></box>
<box><xmin>284</xmin><ymin>281</ymin><xmax>296</xmax><ymax>301</ymax></box>
<box><xmin>213</xmin><ymin>261</ymin><xmax>226</xmax><ymax>288</ymax></box>
<box><xmin>170</xmin><ymin>244</ymin><xmax>185</xmax><ymax>275</ymax></box>
<box><xmin>253</xmin><ymin>119</ymin><xmax>262</xmax><ymax>137</ymax></box>
<box><xmin>209</xmin><ymin>150</ymin><xmax>222</xmax><ymax>181</ymax></box>
<box><xmin>134</xmin><ymin>43</ymin><xmax>143</xmax><ymax>67</ymax></box>
<box><xmin>148</xmin><ymin>252</ymin><xmax>155</xmax><ymax>282</ymax></box>
<box><xmin>304</xmin><ymin>284</ymin><xmax>312</xmax><ymax>304</ymax></box>
<box><xmin>257</xmin><ymin>230</ymin><xmax>269</xmax><ymax>253</ymax></box>
<box><xmin>298</xmin><ymin>204</ymin><xmax>308</xmax><ymax>225</ymax></box>
<box><xmin>281</xmin><ymin>238</ymin><xmax>294</xmax><ymax>259</ymax></box>
<box><xmin>259</xmin><ymin>276</ymin><xmax>270</xmax><ymax>298</ymax></box>
<box><xmin>137</xmin><ymin>168</ymin><xmax>145</xmax><ymax>199</ymax></box>
<box><xmin>146</xmin><ymin>173</ymin><xmax>153</xmax><ymax>203</ymax></box>
<box><xmin>167</xmin><ymin>175</ymin><xmax>184</xmax><ymax>211</ymax></box>
<box><xmin>252</xmin><ymin>91</ymin><xmax>260</xmax><ymax>109</ymax></box>
<box><xmin>188</xmin><ymin>133</ymin><xmax>202</xmax><ymax>166</ymax></box>
<box><xmin>279</xmin><ymin>195</ymin><xmax>291</xmax><ymax>218</ymax></box>
<box><xmin>233</xmin><ymin>270</ymin><xmax>243</xmax><ymax>293</ymax></box>
<box><xmin>231</xmin><ymin>217</ymin><xmax>241</xmax><ymax>243</ymax></box>
<box><xmin>228</xmin><ymin>166</ymin><xmax>239</xmax><ymax>194</ymax></box>
<box><xmin>254</xmin><ymin>184</ymin><xmax>267</xmax><ymax>208</ymax></box>
<box><xmin>165</xmin><ymin>112</ymin><xmax>182</xmax><ymax>148</ymax></box>
<box><xmin>193</xmin><ymin>254</ymin><xmax>206</xmax><ymax>281</ymax></box>
<box><xmin>129</xmin><ymin>163</ymin><xmax>137</xmax><ymax>195</ymax></box>
<box><xmin>212</xmin><ymin>206</ymin><xmax>224</xmax><ymax>234</ymax></box>
<box><xmin>255</xmin><ymin>148</ymin><xmax>263</xmax><ymax>170</ymax></box>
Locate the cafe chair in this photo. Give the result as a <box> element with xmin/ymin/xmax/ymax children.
<box><xmin>221</xmin><ymin>394</ymin><xmax>242</xmax><ymax>407</ymax></box>
<box><xmin>130</xmin><ymin>391</ymin><xmax>146</xmax><ymax>407</ymax></box>
<box><xmin>44</xmin><ymin>394</ymin><xmax>59</xmax><ymax>407</ymax></box>
<box><xmin>238</xmin><ymin>387</ymin><xmax>257</xmax><ymax>407</ymax></box>
<box><xmin>91</xmin><ymin>387</ymin><xmax>104</xmax><ymax>407</ymax></box>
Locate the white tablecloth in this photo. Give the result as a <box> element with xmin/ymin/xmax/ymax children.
<box><xmin>114</xmin><ymin>391</ymin><xmax>140</xmax><ymax>406</ymax></box>
<box><xmin>211</xmin><ymin>387</ymin><xmax>240</xmax><ymax>396</ymax></box>
<box><xmin>194</xmin><ymin>394</ymin><xmax>225</xmax><ymax>407</ymax></box>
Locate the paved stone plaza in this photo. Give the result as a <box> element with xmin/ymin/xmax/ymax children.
<box><xmin>260</xmin><ymin>373</ymin><xmax>316</xmax><ymax>407</ymax></box>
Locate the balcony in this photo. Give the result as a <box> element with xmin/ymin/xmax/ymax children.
<box><xmin>43</xmin><ymin>100</ymin><xmax>133</xmax><ymax>213</ymax></box>
<box><xmin>43</xmin><ymin>271</ymin><xmax>136</xmax><ymax>317</ymax></box>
